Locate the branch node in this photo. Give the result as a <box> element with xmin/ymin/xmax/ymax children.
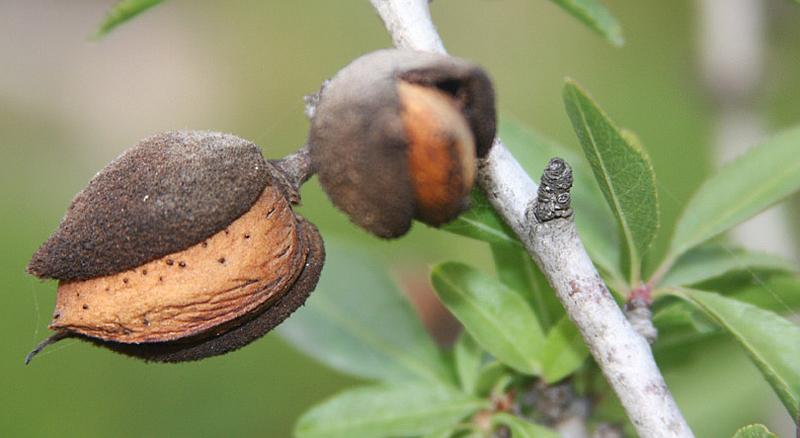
<box><xmin>532</xmin><ymin>158</ymin><xmax>573</xmax><ymax>223</ymax></box>
<box><xmin>625</xmin><ymin>297</ymin><xmax>658</xmax><ymax>344</ymax></box>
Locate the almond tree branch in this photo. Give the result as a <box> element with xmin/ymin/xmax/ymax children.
<box><xmin>368</xmin><ymin>1</ymin><xmax>693</xmax><ymax>436</ymax></box>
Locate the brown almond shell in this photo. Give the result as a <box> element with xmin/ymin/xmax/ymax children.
<box><xmin>397</xmin><ymin>55</ymin><xmax>496</xmax><ymax>158</ymax></box>
<box><xmin>309</xmin><ymin>49</ymin><xmax>496</xmax><ymax>238</ymax></box>
<box><xmin>49</xmin><ymin>185</ymin><xmax>304</xmax><ymax>344</ymax></box>
<box><xmin>80</xmin><ymin>219</ymin><xmax>325</xmax><ymax>363</ymax></box>
<box><xmin>26</xmin><ymin>130</ymin><xmax>326</xmax><ymax>363</ymax></box>
<box><xmin>28</xmin><ymin>131</ymin><xmax>272</xmax><ymax>281</ymax></box>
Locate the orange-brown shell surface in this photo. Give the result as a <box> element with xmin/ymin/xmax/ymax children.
<box><xmin>400</xmin><ymin>81</ymin><xmax>476</xmax><ymax>226</ymax></box>
<box><xmin>51</xmin><ymin>187</ymin><xmax>302</xmax><ymax>344</ymax></box>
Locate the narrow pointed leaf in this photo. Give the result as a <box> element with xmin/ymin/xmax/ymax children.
<box><xmin>279</xmin><ymin>243</ymin><xmax>452</xmax><ymax>385</ymax></box>
<box><xmin>490</xmin><ymin>243</ymin><xmax>563</xmax><ymax>331</ymax></box>
<box><xmin>661</xmin><ymin>244</ymin><xmax>797</xmax><ymax>287</ymax></box>
<box><xmin>541</xmin><ymin>316</ymin><xmax>590</xmax><ymax>383</ymax></box>
<box><xmin>653</xmin><ymin>274</ymin><xmax>800</xmax><ymax>350</ymax></box>
<box><xmin>95</xmin><ymin>0</ymin><xmax>164</xmax><ymax>38</ymax></box>
<box><xmin>432</xmin><ymin>262</ymin><xmax>545</xmax><ymax>375</ymax></box>
<box><xmin>453</xmin><ymin>331</ymin><xmax>484</xmax><ymax>394</ymax></box>
<box><xmin>669</xmin><ymin>126</ymin><xmax>800</xmax><ymax>259</ymax></box>
<box><xmin>295</xmin><ymin>384</ymin><xmax>486</xmax><ymax>438</ymax></box>
<box><xmin>732</xmin><ymin>424</ymin><xmax>777</xmax><ymax>438</ymax></box>
<box><xmin>547</xmin><ymin>0</ymin><xmax>624</xmax><ymax>47</ymax></box>
<box><xmin>563</xmin><ymin>80</ymin><xmax>659</xmax><ymax>282</ymax></box>
<box><xmin>676</xmin><ymin>288</ymin><xmax>800</xmax><ymax>419</ymax></box>
<box><xmin>734</xmin><ymin>275</ymin><xmax>800</xmax><ymax>313</ymax></box>
<box><xmin>474</xmin><ymin>361</ymin><xmax>511</xmax><ymax>396</ymax></box>
<box><xmin>442</xmin><ymin>189</ymin><xmax>519</xmax><ymax>246</ymax></box>
<box><xmin>491</xmin><ymin>412</ymin><xmax>560</xmax><ymax>438</ymax></box>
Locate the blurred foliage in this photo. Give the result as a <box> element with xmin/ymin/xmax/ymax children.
<box><xmin>546</xmin><ymin>0</ymin><xmax>623</xmax><ymax>47</ymax></box>
<box><xmin>94</xmin><ymin>0</ymin><xmax>165</xmax><ymax>38</ymax></box>
<box><xmin>732</xmin><ymin>424</ymin><xmax>778</xmax><ymax>438</ymax></box>
<box><xmin>2</xmin><ymin>1</ymin><xmax>800</xmax><ymax>437</ymax></box>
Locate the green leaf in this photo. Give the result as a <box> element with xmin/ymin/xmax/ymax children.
<box><xmin>94</xmin><ymin>0</ymin><xmax>164</xmax><ymax>38</ymax></box>
<box><xmin>420</xmin><ymin>428</ymin><xmax>452</xmax><ymax>438</ymax></box>
<box><xmin>652</xmin><ymin>320</ymin><xmax>718</xmax><ymax>352</ymax></box>
<box><xmin>669</xmin><ymin>126</ymin><xmax>800</xmax><ymax>260</ymax></box>
<box><xmin>499</xmin><ymin>119</ymin><xmax>623</xmax><ymax>284</ymax></box>
<box><xmin>734</xmin><ymin>275</ymin><xmax>800</xmax><ymax>313</ymax></box>
<box><xmin>454</xmin><ymin>331</ymin><xmax>484</xmax><ymax>394</ymax></box>
<box><xmin>661</xmin><ymin>266</ymin><xmax>800</xmax><ymax>314</ymax></box>
<box><xmin>563</xmin><ymin>80</ymin><xmax>659</xmax><ymax>284</ymax></box>
<box><xmin>278</xmin><ymin>242</ymin><xmax>452</xmax><ymax>385</ymax></box>
<box><xmin>732</xmin><ymin>424</ymin><xmax>778</xmax><ymax>438</ymax></box>
<box><xmin>546</xmin><ymin>0</ymin><xmax>624</xmax><ymax>47</ymax></box>
<box><xmin>442</xmin><ymin>189</ymin><xmax>519</xmax><ymax>246</ymax></box>
<box><xmin>676</xmin><ymin>288</ymin><xmax>800</xmax><ymax>419</ymax></box>
<box><xmin>474</xmin><ymin>361</ymin><xmax>512</xmax><ymax>397</ymax></box>
<box><xmin>661</xmin><ymin>244</ymin><xmax>797</xmax><ymax>287</ymax></box>
<box><xmin>653</xmin><ymin>275</ymin><xmax>800</xmax><ymax>350</ymax></box>
<box><xmin>490</xmin><ymin>243</ymin><xmax>563</xmax><ymax>331</ymax></box>
<box><xmin>491</xmin><ymin>412</ymin><xmax>560</xmax><ymax>438</ymax></box>
<box><xmin>432</xmin><ymin>262</ymin><xmax>545</xmax><ymax>375</ymax></box>
<box><xmin>541</xmin><ymin>316</ymin><xmax>590</xmax><ymax>383</ymax></box>
<box><xmin>653</xmin><ymin>300</ymin><xmax>716</xmax><ymax>334</ymax></box>
<box><xmin>295</xmin><ymin>384</ymin><xmax>486</xmax><ymax>438</ymax></box>
<box><xmin>421</xmin><ymin>423</ymin><xmax>483</xmax><ymax>438</ymax></box>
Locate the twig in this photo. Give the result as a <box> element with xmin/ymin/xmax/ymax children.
<box><xmin>625</xmin><ymin>297</ymin><xmax>658</xmax><ymax>345</ymax></box>
<box><xmin>270</xmin><ymin>144</ymin><xmax>313</xmax><ymax>194</ymax></box>
<box><xmin>368</xmin><ymin>1</ymin><xmax>693</xmax><ymax>436</ymax></box>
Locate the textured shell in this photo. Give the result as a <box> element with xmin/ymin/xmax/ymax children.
<box><xmin>309</xmin><ymin>49</ymin><xmax>496</xmax><ymax>238</ymax></box>
<box><xmin>28</xmin><ymin>131</ymin><xmax>273</xmax><ymax>281</ymax></box>
<box><xmin>80</xmin><ymin>219</ymin><xmax>325</xmax><ymax>363</ymax></box>
<box><xmin>49</xmin><ymin>186</ymin><xmax>304</xmax><ymax>344</ymax></box>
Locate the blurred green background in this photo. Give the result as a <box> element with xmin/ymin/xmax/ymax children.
<box><xmin>2</xmin><ymin>1</ymin><xmax>799</xmax><ymax>436</ymax></box>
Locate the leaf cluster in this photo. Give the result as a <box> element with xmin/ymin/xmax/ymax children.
<box><xmin>280</xmin><ymin>83</ymin><xmax>800</xmax><ymax>437</ymax></box>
